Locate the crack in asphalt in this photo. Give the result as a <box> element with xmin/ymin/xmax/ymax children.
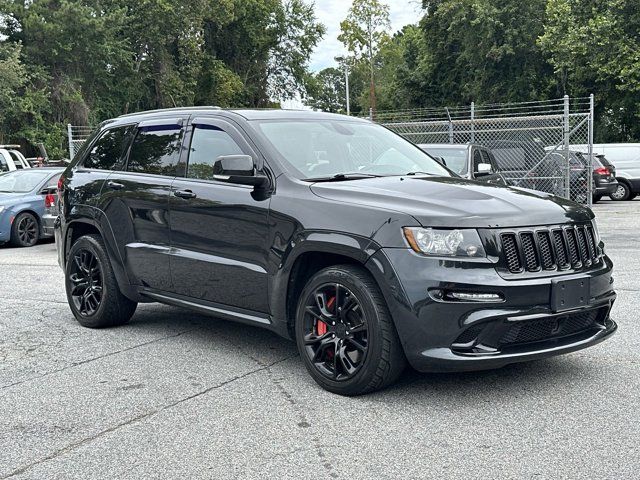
<box><xmin>267</xmin><ymin>371</ymin><xmax>340</xmax><ymax>479</ymax></box>
<box><xmin>0</xmin><ymin>328</ymin><xmax>196</xmax><ymax>391</ymax></box>
<box><xmin>2</xmin><ymin>354</ymin><xmax>296</xmax><ymax>479</ymax></box>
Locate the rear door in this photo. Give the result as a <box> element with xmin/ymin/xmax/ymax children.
<box><xmin>168</xmin><ymin>116</ymin><xmax>271</xmax><ymax>313</ymax></box>
<box><xmin>101</xmin><ymin>117</ymin><xmax>186</xmax><ymax>291</ymax></box>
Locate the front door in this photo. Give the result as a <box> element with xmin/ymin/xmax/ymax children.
<box><xmin>168</xmin><ymin>117</ymin><xmax>271</xmax><ymax>313</ymax></box>
<box><xmin>101</xmin><ymin>117</ymin><xmax>186</xmax><ymax>291</ymax></box>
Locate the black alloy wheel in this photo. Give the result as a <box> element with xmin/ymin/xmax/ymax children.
<box><xmin>295</xmin><ymin>265</ymin><xmax>406</xmax><ymax>396</ymax></box>
<box><xmin>65</xmin><ymin>234</ymin><xmax>137</xmax><ymax>328</ymax></box>
<box><xmin>11</xmin><ymin>213</ymin><xmax>39</xmax><ymax>247</ymax></box>
<box><xmin>302</xmin><ymin>283</ymin><xmax>369</xmax><ymax>381</ymax></box>
<box><xmin>68</xmin><ymin>249</ymin><xmax>104</xmax><ymax>317</ymax></box>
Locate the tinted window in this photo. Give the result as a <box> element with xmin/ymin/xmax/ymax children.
<box><xmin>0</xmin><ymin>153</ymin><xmax>8</xmax><ymax>172</ymax></box>
<box><xmin>187</xmin><ymin>126</ymin><xmax>244</xmax><ymax>180</ymax></box>
<box><xmin>478</xmin><ymin>150</ymin><xmax>495</xmax><ymax>173</ymax></box>
<box><xmin>84</xmin><ymin>126</ymin><xmax>132</xmax><ymax>170</ymax></box>
<box><xmin>127</xmin><ymin>126</ymin><xmax>183</xmax><ymax>176</ymax></box>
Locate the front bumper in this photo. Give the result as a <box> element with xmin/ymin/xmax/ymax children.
<box><xmin>367</xmin><ymin>248</ymin><xmax>616</xmax><ymax>373</ymax></box>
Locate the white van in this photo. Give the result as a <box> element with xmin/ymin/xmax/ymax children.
<box><xmin>0</xmin><ymin>146</ymin><xmax>32</xmax><ymax>173</ymax></box>
<box><xmin>573</xmin><ymin>143</ymin><xmax>640</xmax><ymax>200</ymax></box>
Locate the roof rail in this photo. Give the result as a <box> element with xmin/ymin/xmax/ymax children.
<box><xmin>0</xmin><ymin>144</ymin><xmax>21</xmax><ymax>149</ymax></box>
<box><xmin>118</xmin><ymin>106</ymin><xmax>223</xmax><ymax>118</ymax></box>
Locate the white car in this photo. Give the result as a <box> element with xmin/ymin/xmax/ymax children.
<box><xmin>0</xmin><ymin>146</ymin><xmax>32</xmax><ymax>173</ymax></box>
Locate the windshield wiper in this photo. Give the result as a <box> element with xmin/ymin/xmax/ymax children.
<box><xmin>404</xmin><ymin>171</ymin><xmax>437</xmax><ymax>176</ymax></box>
<box><xmin>304</xmin><ymin>173</ymin><xmax>383</xmax><ymax>182</ymax></box>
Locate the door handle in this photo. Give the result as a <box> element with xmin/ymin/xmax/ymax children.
<box><xmin>107</xmin><ymin>181</ymin><xmax>124</xmax><ymax>190</ymax></box>
<box><xmin>174</xmin><ymin>189</ymin><xmax>197</xmax><ymax>199</ymax></box>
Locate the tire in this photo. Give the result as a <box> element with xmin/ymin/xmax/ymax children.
<box><xmin>592</xmin><ymin>194</ymin><xmax>602</xmax><ymax>204</ymax></box>
<box><xmin>65</xmin><ymin>234</ymin><xmax>137</xmax><ymax>328</ymax></box>
<box><xmin>610</xmin><ymin>181</ymin><xmax>631</xmax><ymax>201</ymax></box>
<box><xmin>10</xmin><ymin>212</ymin><xmax>39</xmax><ymax>247</ymax></box>
<box><xmin>295</xmin><ymin>265</ymin><xmax>406</xmax><ymax>396</ymax></box>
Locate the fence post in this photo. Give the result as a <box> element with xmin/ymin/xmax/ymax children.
<box><xmin>369</xmin><ymin>108</ymin><xmax>373</xmax><ymax>122</ymax></box>
<box><xmin>67</xmin><ymin>124</ymin><xmax>74</xmax><ymax>160</ymax></box>
<box><xmin>587</xmin><ymin>94</ymin><xmax>595</xmax><ymax>208</ymax></box>
<box><xmin>470</xmin><ymin>102</ymin><xmax>475</xmax><ymax>143</ymax></box>
<box><xmin>563</xmin><ymin>95</ymin><xmax>570</xmax><ymax>199</ymax></box>
<box><xmin>445</xmin><ymin>107</ymin><xmax>453</xmax><ymax>143</ymax></box>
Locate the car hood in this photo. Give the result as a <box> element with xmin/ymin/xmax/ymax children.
<box><xmin>310</xmin><ymin>176</ymin><xmax>593</xmax><ymax>228</ymax></box>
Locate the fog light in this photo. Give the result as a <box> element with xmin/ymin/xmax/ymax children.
<box><xmin>448</xmin><ymin>292</ymin><xmax>503</xmax><ymax>302</ymax></box>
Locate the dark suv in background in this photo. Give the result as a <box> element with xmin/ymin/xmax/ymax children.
<box><xmin>417</xmin><ymin>143</ymin><xmax>507</xmax><ymax>186</ymax></box>
<box><xmin>56</xmin><ymin>108</ymin><xmax>617</xmax><ymax>395</ymax></box>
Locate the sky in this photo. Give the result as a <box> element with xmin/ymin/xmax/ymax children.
<box><xmin>309</xmin><ymin>0</ymin><xmax>425</xmax><ymax>72</ymax></box>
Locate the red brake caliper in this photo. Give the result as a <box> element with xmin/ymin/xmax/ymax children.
<box><xmin>316</xmin><ymin>296</ymin><xmax>336</xmax><ymax>336</ymax></box>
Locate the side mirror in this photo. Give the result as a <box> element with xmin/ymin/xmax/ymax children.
<box><xmin>475</xmin><ymin>163</ymin><xmax>492</xmax><ymax>177</ymax></box>
<box><xmin>212</xmin><ymin>155</ymin><xmax>269</xmax><ymax>188</ymax></box>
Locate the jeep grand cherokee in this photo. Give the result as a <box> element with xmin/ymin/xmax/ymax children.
<box><xmin>55</xmin><ymin>108</ymin><xmax>617</xmax><ymax>395</ymax></box>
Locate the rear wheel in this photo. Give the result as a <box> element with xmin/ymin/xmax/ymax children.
<box><xmin>610</xmin><ymin>181</ymin><xmax>631</xmax><ymax>201</ymax></box>
<box><xmin>10</xmin><ymin>212</ymin><xmax>39</xmax><ymax>247</ymax></box>
<box><xmin>295</xmin><ymin>265</ymin><xmax>405</xmax><ymax>396</ymax></box>
<box><xmin>65</xmin><ymin>234</ymin><xmax>137</xmax><ymax>328</ymax></box>
<box><xmin>592</xmin><ymin>194</ymin><xmax>602</xmax><ymax>204</ymax></box>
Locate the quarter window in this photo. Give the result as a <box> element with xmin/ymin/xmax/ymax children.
<box><xmin>187</xmin><ymin>125</ymin><xmax>244</xmax><ymax>180</ymax></box>
<box><xmin>127</xmin><ymin>125</ymin><xmax>183</xmax><ymax>176</ymax></box>
<box><xmin>84</xmin><ymin>126</ymin><xmax>133</xmax><ymax>170</ymax></box>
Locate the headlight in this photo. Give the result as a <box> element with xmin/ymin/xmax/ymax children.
<box><xmin>591</xmin><ymin>219</ymin><xmax>600</xmax><ymax>243</ymax></box>
<box><xmin>403</xmin><ymin>227</ymin><xmax>486</xmax><ymax>257</ymax></box>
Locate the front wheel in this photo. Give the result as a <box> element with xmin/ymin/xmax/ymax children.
<box><xmin>65</xmin><ymin>234</ymin><xmax>137</xmax><ymax>328</ymax></box>
<box><xmin>295</xmin><ymin>265</ymin><xmax>406</xmax><ymax>396</ymax></box>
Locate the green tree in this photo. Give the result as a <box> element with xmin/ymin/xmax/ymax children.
<box><xmin>539</xmin><ymin>0</ymin><xmax>640</xmax><ymax>141</ymax></box>
<box><xmin>307</xmin><ymin>67</ymin><xmax>347</xmax><ymax>112</ymax></box>
<box><xmin>338</xmin><ymin>0</ymin><xmax>391</xmax><ymax>114</ymax></box>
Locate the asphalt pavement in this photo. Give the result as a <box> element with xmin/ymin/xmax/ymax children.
<box><xmin>1</xmin><ymin>199</ymin><xmax>639</xmax><ymax>479</ymax></box>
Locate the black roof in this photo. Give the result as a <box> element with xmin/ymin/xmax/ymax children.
<box><xmin>115</xmin><ymin>107</ymin><xmax>369</xmax><ymax>124</ymax></box>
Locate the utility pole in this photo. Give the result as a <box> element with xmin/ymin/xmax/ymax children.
<box><xmin>335</xmin><ymin>56</ymin><xmax>350</xmax><ymax>116</ymax></box>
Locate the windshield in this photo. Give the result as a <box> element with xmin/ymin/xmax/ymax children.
<box><xmin>0</xmin><ymin>170</ymin><xmax>49</xmax><ymax>193</ymax></box>
<box><xmin>420</xmin><ymin>147</ymin><xmax>468</xmax><ymax>174</ymax></box>
<box><xmin>254</xmin><ymin>120</ymin><xmax>451</xmax><ymax>180</ymax></box>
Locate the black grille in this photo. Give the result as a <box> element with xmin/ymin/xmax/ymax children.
<box><xmin>452</xmin><ymin>307</ymin><xmax>607</xmax><ymax>350</ymax></box>
<box><xmin>537</xmin><ymin>232</ymin><xmax>555</xmax><ymax>269</ymax></box>
<box><xmin>552</xmin><ymin>230</ymin><xmax>569</xmax><ymax>268</ymax></box>
<box><xmin>499</xmin><ymin>309</ymin><xmax>602</xmax><ymax>346</ymax></box>
<box><xmin>500</xmin><ymin>224</ymin><xmax>601</xmax><ymax>274</ymax></box>
<box><xmin>520</xmin><ymin>233</ymin><xmax>540</xmax><ymax>271</ymax></box>
<box><xmin>454</xmin><ymin>324</ymin><xmax>485</xmax><ymax>344</ymax></box>
<box><xmin>502</xmin><ymin>234</ymin><xmax>522</xmax><ymax>273</ymax></box>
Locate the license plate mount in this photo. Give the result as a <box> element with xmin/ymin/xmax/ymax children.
<box><xmin>551</xmin><ymin>277</ymin><xmax>590</xmax><ymax>312</ymax></box>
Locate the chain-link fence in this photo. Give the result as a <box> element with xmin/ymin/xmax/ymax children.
<box><xmin>67</xmin><ymin>124</ymin><xmax>94</xmax><ymax>161</ymax></box>
<box><xmin>374</xmin><ymin>96</ymin><xmax>595</xmax><ymax>206</ymax></box>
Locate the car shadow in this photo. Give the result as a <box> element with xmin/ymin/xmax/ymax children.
<box><xmin>126</xmin><ymin>303</ymin><xmax>595</xmax><ymax>401</ymax></box>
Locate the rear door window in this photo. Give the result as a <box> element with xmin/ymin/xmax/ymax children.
<box><xmin>83</xmin><ymin>125</ymin><xmax>134</xmax><ymax>170</ymax></box>
<box><xmin>126</xmin><ymin>123</ymin><xmax>184</xmax><ymax>176</ymax></box>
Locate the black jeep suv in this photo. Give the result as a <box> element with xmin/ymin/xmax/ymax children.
<box><xmin>55</xmin><ymin>108</ymin><xmax>617</xmax><ymax>395</ymax></box>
